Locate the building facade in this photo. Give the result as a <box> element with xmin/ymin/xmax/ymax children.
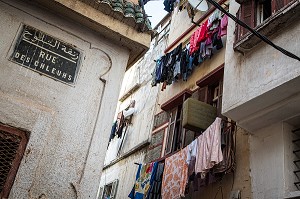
<box><xmin>0</xmin><ymin>0</ymin><xmax>151</xmax><ymax>198</ymax></box>
<box><xmin>101</xmin><ymin>0</ymin><xmax>300</xmax><ymax>198</ymax></box>
<box><xmin>100</xmin><ymin>1</ymin><xmax>253</xmax><ymax>198</ymax></box>
<box><xmin>223</xmin><ymin>0</ymin><xmax>300</xmax><ymax>198</ymax></box>
<box><xmin>99</xmin><ymin>14</ymin><xmax>170</xmax><ymax>198</ymax></box>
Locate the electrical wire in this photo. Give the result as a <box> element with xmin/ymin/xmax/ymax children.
<box><xmin>206</xmin><ymin>0</ymin><xmax>300</xmax><ymax>61</ymax></box>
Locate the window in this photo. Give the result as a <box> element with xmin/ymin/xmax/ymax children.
<box><xmin>98</xmin><ymin>180</ymin><xmax>118</xmax><ymax>199</ymax></box>
<box><xmin>0</xmin><ymin>124</ymin><xmax>28</xmax><ymax>198</ymax></box>
<box><xmin>154</xmin><ymin>19</ymin><xmax>171</xmax><ymax>46</ymax></box>
<box><xmin>235</xmin><ymin>0</ymin><xmax>294</xmax><ymax>41</ymax></box>
<box><xmin>147</xmin><ymin>66</ymin><xmax>224</xmax><ymax>159</ymax></box>
<box><xmin>197</xmin><ymin>65</ymin><xmax>224</xmax><ymax>117</ymax></box>
<box><xmin>256</xmin><ymin>0</ymin><xmax>272</xmax><ymax>25</ymax></box>
<box><xmin>145</xmin><ymin>111</ymin><xmax>169</xmax><ymax>163</ymax></box>
<box><xmin>165</xmin><ymin>106</ymin><xmax>183</xmax><ymax>154</ymax></box>
<box><xmin>161</xmin><ymin>89</ymin><xmax>193</xmax><ymax>155</ymax></box>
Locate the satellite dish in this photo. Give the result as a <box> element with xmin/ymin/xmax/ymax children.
<box><xmin>188</xmin><ymin>0</ymin><xmax>208</xmax><ymax>11</ymax></box>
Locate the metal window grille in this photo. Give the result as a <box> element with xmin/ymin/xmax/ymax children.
<box><xmin>0</xmin><ymin>125</ymin><xmax>28</xmax><ymax>198</ymax></box>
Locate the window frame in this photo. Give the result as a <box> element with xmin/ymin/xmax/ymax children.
<box><xmin>98</xmin><ymin>179</ymin><xmax>119</xmax><ymax>199</ymax></box>
<box><xmin>161</xmin><ymin>90</ymin><xmax>192</xmax><ymax>155</ymax></box>
<box><xmin>235</xmin><ymin>0</ymin><xmax>295</xmax><ymax>42</ymax></box>
<box><xmin>0</xmin><ymin>124</ymin><xmax>29</xmax><ymax>198</ymax></box>
<box><xmin>197</xmin><ymin>65</ymin><xmax>224</xmax><ymax>117</ymax></box>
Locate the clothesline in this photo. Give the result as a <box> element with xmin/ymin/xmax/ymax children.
<box><xmin>151</xmin><ymin>9</ymin><xmax>228</xmax><ymax>90</ymax></box>
<box><xmin>128</xmin><ymin>117</ymin><xmax>236</xmax><ymax>199</ymax></box>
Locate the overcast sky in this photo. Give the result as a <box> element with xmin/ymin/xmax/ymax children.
<box><xmin>144</xmin><ymin>1</ymin><xmax>168</xmax><ymax>28</ymax></box>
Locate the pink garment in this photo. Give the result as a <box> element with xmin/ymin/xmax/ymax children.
<box><xmin>195</xmin><ymin>117</ymin><xmax>223</xmax><ymax>178</ymax></box>
<box><xmin>189</xmin><ymin>20</ymin><xmax>208</xmax><ymax>55</ymax></box>
<box><xmin>162</xmin><ymin>147</ymin><xmax>189</xmax><ymax>199</ymax></box>
<box><xmin>189</xmin><ymin>31</ymin><xmax>196</xmax><ymax>55</ymax></box>
<box><xmin>218</xmin><ymin>15</ymin><xmax>228</xmax><ymax>37</ymax></box>
<box><xmin>195</xmin><ymin>20</ymin><xmax>208</xmax><ymax>45</ymax></box>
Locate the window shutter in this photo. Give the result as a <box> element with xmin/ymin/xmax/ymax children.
<box><xmin>145</xmin><ymin>127</ymin><xmax>167</xmax><ymax>162</ymax></box>
<box><xmin>235</xmin><ymin>8</ymin><xmax>242</xmax><ymax>42</ymax></box>
<box><xmin>199</xmin><ymin>86</ymin><xmax>208</xmax><ymax>103</ymax></box>
<box><xmin>240</xmin><ymin>0</ymin><xmax>256</xmax><ymax>37</ymax></box>
<box><xmin>145</xmin><ymin>111</ymin><xmax>169</xmax><ymax>162</ymax></box>
<box><xmin>111</xmin><ymin>180</ymin><xmax>119</xmax><ymax>199</ymax></box>
<box><xmin>165</xmin><ymin>108</ymin><xmax>178</xmax><ymax>154</ymax></box>
<box><xmin>284</xmin><ymin>0</ymin><xmax>293</xmax><ymax>5</ymax></box>
<box><xmin>152</xmin><ymin>111</ymin><xmax>169</xmax><ymax>130</ymax></box>
<box><xmin>272</xmin><ymin>0</ymin><xmax>284</xmax><ymax>13</ymax></box>
<box><xmin>272</xmin><ymin>0</ymin><xmax>292</xmax><ymax>13</ymax></box>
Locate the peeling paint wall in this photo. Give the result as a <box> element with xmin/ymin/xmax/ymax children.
<box><xmin>0</xmin><ymin>0</ymin><xmax>130</xmax><ymax>198</ymax></box>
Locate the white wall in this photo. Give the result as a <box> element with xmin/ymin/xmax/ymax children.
<box><xmin>250</xmin><ymin>122</ymin><xmax>298</xmax><ymax>199</ymax></box>
<box><xmin>103</xmin><ymin>35</ymin><xmax>168</xmax><ymax>165</ymax></box>
<box><xmin>0</xmin><ymin>1</ymin><xmax>129</xmax><ymax>198</ymax></box>
<box><xmin>222</xmin><ymin>0</ymin><xmax>300</xmax><ymax>131</ymax></box>
<box><xmin>100</xmin><ymin>150</ymin><xmax>146</xmax><ymax>198</ymax></box>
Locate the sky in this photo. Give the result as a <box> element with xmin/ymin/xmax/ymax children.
<box><xmin>144</xmin><ymin>1</ymin><xmax>168</xmax><ymax>28</ymax></box>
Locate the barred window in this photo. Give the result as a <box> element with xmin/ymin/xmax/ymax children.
<box><xmin>0</xmin><ymin>125</ymin><xmax>28</xmax><ymax>198</ymax></box>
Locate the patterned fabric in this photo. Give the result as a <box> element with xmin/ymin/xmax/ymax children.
<box><xmin>162</xmin><ymin>147</ymin><xmax>189</xmax><ymax>199</ymax></box>
<box><xmin>195</xmin><ymin>117</ymin><xmax>223</xmax><ymax>177</ymax></box>
<box><xmin>128</xmin><ymin>164</ymin><xmax>142</xmax><ymax>199</ymax></box>
<box><xmin>135</xmin><ymin>162</ymin><xmax>158</xmax><ymax>198</ymax></box>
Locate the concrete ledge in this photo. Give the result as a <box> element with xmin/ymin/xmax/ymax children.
<box><xmin>103</xmin><ymin>140</ymin><xmax>150</xmax><ymax>169</ymax></box>
<box><xmin>284</xmin><ymin>191</ymin><xmax>300</xmax><ymax>199</ymax></box>
<box><xmin>234</xmin><ymin>0</ymin><xmax>300</xmax><ymax>53</ymax></box>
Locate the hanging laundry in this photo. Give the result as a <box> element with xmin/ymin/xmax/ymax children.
<box><xmin>162</xmin><ymin>147</ymin><xmax>189</xmax><ymax>199</ymax></box>
<box><xmin>173</xmin><ymin>43</ymin><xmax>183</xmax><ymax>80</ymax></box>
<box><xmin>181</xmin><ymin>48</ymin><xmax>189</xmax><ymax>81</ymax></box>
<box><xmin>116</xmin><ymin>111</ymin><xmax>125</xmax><ymax>138</ymax></box>
<box><xmin>186</xmin><ymin>139</ymin><xmax>198</xmax><ymax>177</ymax></box>
<box><xmin>108</xmin><ymin>121</ymin><xmax>118</xmax><ymax>143</ymax></box>
<box><xmin>195</xmin><ymin>117</ymin><xmax>223</xmax><ymax>178</ymax></box>
<box><xmin>207</xmin><ymin>9</ymin><xmax>222</xmax><ymax>30</ymax></box>
<box><xmin>212</xmin><ymin>31</ymin><xmax>223</xmax><ymax>50</ymax></box>
<box><xmin>218</xmin><ymin>14</ymin><xmax>228</xmax><ymax>38</ymax></box>
<box><xmin>164</xmin><ymin>0</ymin><xmax>176</xmax><ymax>12</ymax></box>
<box><xmin>129</xmin><ymin>164</ymin><xmax>142</xmax><ymax>199</ymax></box>
<box><xmin>213</xmin><ymin>124</ymin><xmax>235</xmax><ymax>174</ymax></box>
<box><xmin>189</xmin><ymin>20</ymin><xmax>208</xmax><ymax>55</ymax></box>
<box><xmin>152</xmin><ymin>9</ymin><xmax>226</xmax><ymax>90</ymax></box>
<box><xmin>160</xmin><ymin>54</ymin><xmax>169</xmax><ymax>83</ymax></box>
<box><xmin>147</xmin><ymin>162</ymin><xmax>165</xmax><ymax>199</ymax></box>
<box><xmin>189</xmin><ymin>31</ymin><xmax>196</xmax><ymax>55</ymax></box>
<box><xmin>129</xmin><ymin>162</ymin><xmax>158</xmax><ymax>199</ymax></box>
